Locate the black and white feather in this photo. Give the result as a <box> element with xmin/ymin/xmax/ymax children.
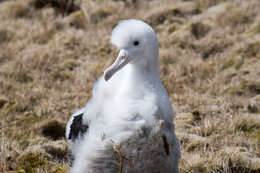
<box><xmin>66</xmin><ymin>108</ymin><xmax>88</xmax><ymax>158</ymax></box>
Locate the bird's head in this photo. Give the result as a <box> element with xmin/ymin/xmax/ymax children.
<box><xmin>104</xmin><ymin>19</ymin><xmax>159</xmax><ymax>81</ymax></box>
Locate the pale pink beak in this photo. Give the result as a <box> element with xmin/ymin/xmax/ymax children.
<box><xmin>104</xmin><ymin>49</ymin><xmax>129</xmax><ymax>81</ymax></box>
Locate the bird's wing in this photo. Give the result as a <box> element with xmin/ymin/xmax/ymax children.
<box><xmin>66</xmin><ymin>108</ymin><xmax>89</xmax><ymax>143</ymax></box>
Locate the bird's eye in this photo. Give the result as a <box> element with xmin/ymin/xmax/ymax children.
<box><xmin>133</xmin><ymin>41</ymin><xmax>139</xmax><ymax>46</ymax></box>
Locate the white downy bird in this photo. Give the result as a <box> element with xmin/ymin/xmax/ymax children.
<box><xmin>66</xmin><ymin>19</ymin><xmax>181</xmax><ymax>173</ymax></box>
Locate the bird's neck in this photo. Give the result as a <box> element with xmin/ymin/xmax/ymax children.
<box><xmin>135</xmin><ymin>56</ymin><xmax>159</xmax><ymax>73</ymax></box>
<box><xmin>117</xmin><ymin>58</ymin><xmax>160</xmax><ymax>97</ymax></box>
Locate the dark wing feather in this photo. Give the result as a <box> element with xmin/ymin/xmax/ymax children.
<box><xmin>68</xmin><ymin>113</ymin><xmax>89</xmax><ymax>141</ymax></box>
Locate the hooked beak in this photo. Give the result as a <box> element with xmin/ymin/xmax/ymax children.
<box><xmin>104</xmin><ymin>49</ymin><xmax>129</xmax><ymax>81</ymax></box>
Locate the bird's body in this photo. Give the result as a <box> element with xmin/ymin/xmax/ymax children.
<box><xmin>66</xmin><ymin>19</ymin><xmax>180</xmax><ymax>173</ymax></box>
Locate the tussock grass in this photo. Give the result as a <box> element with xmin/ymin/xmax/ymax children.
<box><xmin>0</xmin><ymin>1</ymin><xmax>31</xmax><ymax>19</ymax></box>
<box><xmin>38</xmin><ymin>120</ymin><xmax>66</xmax><ymax>140</ymax></box>
<box><xmin>0</xmin><ymin>0</ymin><xmax>260</xmax><ymax>172</ymax></box>
<box><xmin>29</xmin><ymin>0</ymin><xmax>80</xmax><ymax>15</ymax></box>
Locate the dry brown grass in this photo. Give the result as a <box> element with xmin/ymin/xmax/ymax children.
<box><xmin>0</xmin><ymin>0</ymin><xmax>260</xmax><ymax>172</ymax></box>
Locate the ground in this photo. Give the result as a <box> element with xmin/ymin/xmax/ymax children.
<box><xmin>0</xmin><ymin>0</ymin><xmax>260</xmax><ymax>172</ymax></box>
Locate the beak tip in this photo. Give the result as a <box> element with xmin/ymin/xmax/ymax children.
<box><xmin>103</xmin><ymin>71</ymin><xmax>110</xmax><ymax>81</ymax></box>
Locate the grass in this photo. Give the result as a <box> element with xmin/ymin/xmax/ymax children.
<box><xmin>16</xmin><ymin>152</ymin><xmax>47</xmax><ymax>173</ymax></box>
<box><xmin>0</xmin><ymin>0</ymin><xmax>260</xmax><ymax>172</ymax></box>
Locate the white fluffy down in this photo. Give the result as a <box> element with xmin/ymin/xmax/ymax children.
<box><xmin>67</xmin><ymin>19</ymin><xmax>181</xmax><ymax>173</ymax></box>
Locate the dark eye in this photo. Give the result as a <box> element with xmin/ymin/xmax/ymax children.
<box><xmin>133</xmin><ymin>41</ymin><xmax>139</xmax><ymax>46</ymax></box>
